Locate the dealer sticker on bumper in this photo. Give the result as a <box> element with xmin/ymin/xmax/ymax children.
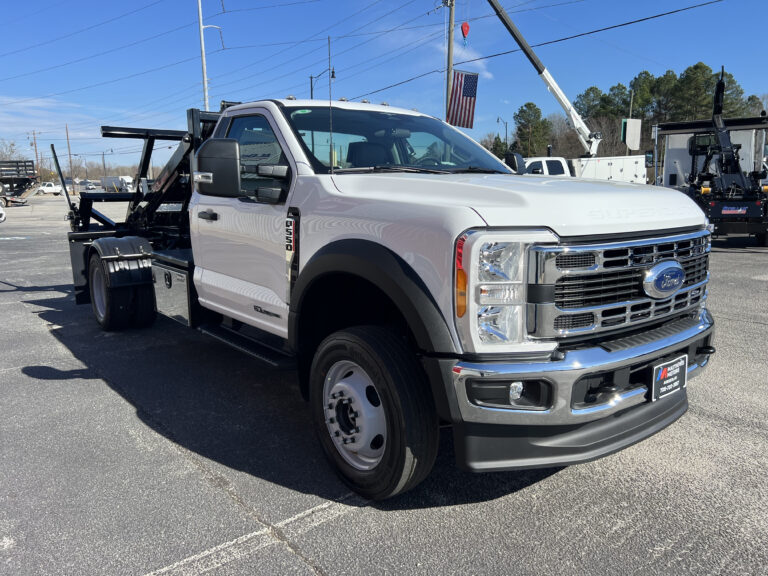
<box><xmin>652</xmin><ymin>354</ymin><xmax>688</xmax><ymax>401</ymax></box>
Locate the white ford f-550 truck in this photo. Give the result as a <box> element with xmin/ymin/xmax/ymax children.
<box><xmin>59</xmin><ymin>100</ymin><xmax>715</xmax><ymax>499</ymax></box>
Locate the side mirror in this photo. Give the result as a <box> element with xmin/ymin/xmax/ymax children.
<box><xmin>504</xmin><ymin>152</ymin><xmax>527</xmax><ymax>174</ymax></box>
<box><xmin>530</xmin><ymin>167</ymin><xmax>543</xmax><ymax>175</ymax></box>
<box><xmin>257</xmin><ymin>165</ymin><xmax>289</xmax><ymax>179</ymax></box>
<box><xmin>195</xmin><ymin>138</ymin><xmax>241</xmax><ymax>197</ymax></box>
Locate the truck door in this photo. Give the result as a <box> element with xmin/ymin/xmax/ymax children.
<box><xmin>190</xmin><ymin>112</ymin><xmax>295</xmax><ymax>338</ymax></box>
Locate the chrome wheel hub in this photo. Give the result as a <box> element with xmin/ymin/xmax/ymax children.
<box><xmin>323</xmin><ymin>360</ymin><xmax>386</xmax><ymax>471</ymax></box>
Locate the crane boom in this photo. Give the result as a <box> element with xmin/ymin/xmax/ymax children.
<box><xmin>486</xmin><ymin>0</ymin><xmax>601</xmax><ymax>156</ymax></box>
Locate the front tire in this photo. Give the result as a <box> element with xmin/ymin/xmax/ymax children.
<box><xmin>89</xmin><ymin>253</ymin><xmax>132</xmax><ymax>331</ymax></box>
<box><xmin>310</xmin><ymin>326</ymin><xmax>438</xmax><ymax>500</ymax></box>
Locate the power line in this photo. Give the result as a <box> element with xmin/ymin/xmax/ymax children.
<box><xmin>352</xmin><ymin>0</ymin><xmax>724</xmax><ymax>100</ymax></box>
<box><xmin>3</xmin><ymin>0</ymin><xmax>68</xmax><ymax>27</ymax></box>
<box><xmin>4</xmin><ymin>55</ymin><xmax>205</xmax><ymax>107</ymax></box>
<box><xmin>0</xmin><ymin>22</ymin><xmax>195</xmax><ymax>83</ymax></box>
<box><xmin>208</xmin><ymin>0</ymin><xmax>427</xmax><ymax>101</ymax></box>
<box><xmin>206</xmin><ymin>0</ymin><xmax>387</xmax><ymax>86</ymax></box>
<box><xmin>0</xmin><ymin>0</ymin><xmax>170</xmax><ymax>59</ymax></box>
<box><xmin>212</xmin><ymin>0</ymin><xmax>322</xmax><ymax>15</ymax></box>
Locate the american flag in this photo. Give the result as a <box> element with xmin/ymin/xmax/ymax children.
<box><xmin>447</xmin><ymin>70</ymin><xmax>478</xmax><ymax>129</ymax></box>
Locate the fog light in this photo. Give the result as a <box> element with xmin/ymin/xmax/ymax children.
<box><xmin>509</xmin><ymin>381</ymin><xmax>524</xmax><ymax>401</ymax></box>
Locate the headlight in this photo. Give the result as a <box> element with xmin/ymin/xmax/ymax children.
<box><xmin>455</xmin><ymin>229</ymin><xmax>558</xmax><ymax>354</ymax></box>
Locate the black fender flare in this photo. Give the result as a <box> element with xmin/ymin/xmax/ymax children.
<box><xmin>89</xmin><ymin>236</ymin><xmax>153</xmax><ymax>290</ymax></box>
<box><xmin>288</xmin><ymin>239</ymin><xmax>458</xmax><ymax>356</ymax></box>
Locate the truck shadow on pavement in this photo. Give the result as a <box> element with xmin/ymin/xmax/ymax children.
<box><xmin>22</xmin><ymin>290</ymin><xmax>559</xmax><ymax>509</ymax></box>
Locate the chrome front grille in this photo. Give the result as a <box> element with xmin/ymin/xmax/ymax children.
<box><xmin>554</xmin><ymin>269</ymin><xmax>644</xmax><ymax>309</ymax></box>
<box><xmin>528</xmin><ymin>229</ymin><xmax>711</xmax><ymax>338</ymax></box>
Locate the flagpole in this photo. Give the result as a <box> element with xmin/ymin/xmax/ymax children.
<box><xmin>445</xmin><ymin>0</ymin><xmax>455</xmax><ymax>121</ymax></box>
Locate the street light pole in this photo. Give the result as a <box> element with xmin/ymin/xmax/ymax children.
<box><xmin>197</xmin><ymin>0</ymin><xmax>222</xmax><ymax>111</ymax></box>
<box><xmin>310</xmin><ymin>67</ymin><xmax>335</xmax><ymax>100</ymax></box>
<box><xmin>497</xmin><ymin>116</ymin><xmax>508</xmax><ymax>151</ymax></box>
<box><xmin>197</xmin><ymin>0</ymin><xmax>209</xmax><ymax>111</ymax></box>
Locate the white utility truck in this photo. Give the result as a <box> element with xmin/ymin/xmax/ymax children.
<box><xmin>526</xmin><ymin>155</ymin><xmax>647</xmax><ymax>183</ymax></box>
<box><xmin>57</xmin><ymin>97</ymin><xmax>715</xmax><ymax>499</ymax></box>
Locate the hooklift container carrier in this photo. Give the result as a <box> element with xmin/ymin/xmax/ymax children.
<box><xmin>55</xmin><ymin>3</ymin><xmax>715</xmax><ymax>500</ymax></box>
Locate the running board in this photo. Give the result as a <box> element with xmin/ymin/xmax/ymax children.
<box><xmin>198</xmin><ymin>323</ymin><xmax>296</xmax><ymax>370</ymax></box>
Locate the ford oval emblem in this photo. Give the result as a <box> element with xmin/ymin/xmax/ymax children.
<box><xmin>643</xmin><ymin>261</ymin><xmax>685</xmax><ymax>299</ymax></box>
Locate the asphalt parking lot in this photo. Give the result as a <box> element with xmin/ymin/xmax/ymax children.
<box><xmin>1</xmin><ymin>196</ymin><xmax>767</xmax><ymax>575</ymax></box>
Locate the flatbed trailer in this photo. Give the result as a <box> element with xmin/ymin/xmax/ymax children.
<box><xmin>0</xmin><ymin>160</ymin><xmax>35</xmax><ymax>207</ymax></box>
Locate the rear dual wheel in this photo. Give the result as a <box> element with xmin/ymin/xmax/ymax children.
<box><xmin>89</xmin><ymin>253</ymin><xmax>156</xmax><ymax>331</ymax></box>
<box><xmin>310</xmin><ymin>326</ymin><xmax>438</xmax><ymax>500</ymax></box>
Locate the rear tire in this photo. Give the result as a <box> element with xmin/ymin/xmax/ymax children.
<box><xmin>0</xmin><ymin>197</ymin><xmax>7</xmax><ymax>207</ymax></box>
<box><xmin>89</xmin><ymin>253</ymin><xmax>131</xmax><ymax>331</ymax></box>
<box><xmin>131</xmin><ymin>284</ymin><xmax>157</xmax><ymax>328</ymax></box>
<box><xmin>310</xmin><ymin>326</ymin><xmax>439</xmax><ymax>500</ymax></box>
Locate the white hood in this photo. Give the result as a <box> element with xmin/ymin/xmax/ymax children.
<box><xmin>331</xmin><ymin>173</ymin><xmax>706</xmax><ymax>238</ymax></box>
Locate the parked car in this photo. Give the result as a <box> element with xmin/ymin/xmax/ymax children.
<box><xmin>37</xmin><ymin>182</ymin><xmax>63</xmax><ymax>195</ymax></box>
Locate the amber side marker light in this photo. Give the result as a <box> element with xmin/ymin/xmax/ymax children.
<box><xmin>455</xmin><ymin>234</ymin><xmax>468</xmax><ymax>318</ymax></box>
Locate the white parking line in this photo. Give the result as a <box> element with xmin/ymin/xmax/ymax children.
<box><xmin>143</xmin><ymin>528</ymin><xmax>275</xmax><ymax>575</ymax></box>
<box><xmin>143</xmin><ymin>494</ymin><xmax>366</xmax><ymax>575</ymax></box>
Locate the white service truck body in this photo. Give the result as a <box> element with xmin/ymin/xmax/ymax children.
<box><xmin>526</xmin><ymin>155</ymin><xmax>647</xmax><ymax>183</ymax></box>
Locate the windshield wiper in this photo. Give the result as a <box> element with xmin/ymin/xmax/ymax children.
<box><xmin>451</xmin><ymin>166</ymin><xmax>510</xmax><ymax>174</ymax></box>
<box><xmin>333</xmin><ymin>165</ymin><xmax>451</xmax><ymax>175</ymax></box>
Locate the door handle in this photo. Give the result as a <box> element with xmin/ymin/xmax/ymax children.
<box><xmin>198</xmin><ymin>210</ymin><xmax>218</xmax><ymax>221</ymax></box>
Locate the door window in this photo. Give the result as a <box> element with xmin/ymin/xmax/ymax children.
<box><xmin>227</xmin><ymin>115</ymin><xmax>288</xmax><ymax>196</ymax></box>
<box><xmin>546</xmin><ymin>160</ymin><xmax>565</xmax><ymax>175</ymax></box>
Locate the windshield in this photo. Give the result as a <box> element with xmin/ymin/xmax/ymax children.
<box><xmin>282</xmin><ymin>106</ymin><xmax>512</xmax><ymax>175</ymax></box>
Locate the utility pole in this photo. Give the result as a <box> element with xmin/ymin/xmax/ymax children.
<box><xmin>30</xmin><ymin>130</ymin><xmax>40</xmax><ymax>177</ymax></box>
<box><xmin>65</xmin><ymin>124</ymin><xmax>74</xmax><ymax>193</ymax></box>
<box><xmin>102</xmin><ymin>152</ymin><xmax>107</xmax><ymax>178</ymax></box>
<box><xmin>445</xmin><ymin>0</ymin><xmax>455</xmax><ymax>121</ymax></box>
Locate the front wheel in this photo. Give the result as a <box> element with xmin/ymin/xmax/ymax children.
<box><xmin>310</xmin><ymin>326</ymin><xmax>438</xmax><ymax>500</ymax></box>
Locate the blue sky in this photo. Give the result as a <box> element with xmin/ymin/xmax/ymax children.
<box><xmin>0</xmin><ymin>0</ymin><xmax>763</xmax><ymax>169</ymax></box>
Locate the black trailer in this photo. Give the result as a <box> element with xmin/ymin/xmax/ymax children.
<box><xmin>655</xmin><ymin>70</ymin><xmax>768</xmax><ymax>246</ymax></box>
<box><xmin>0</xmin><ymin>160</ymin><xmax>36</xmax><ymax>206</ymax></box>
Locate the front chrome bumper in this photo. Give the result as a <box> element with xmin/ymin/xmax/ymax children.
<box><xmin>451</xmin><ymin>308</ymin><xmax>714</xmax><ymax>427</ymax></box>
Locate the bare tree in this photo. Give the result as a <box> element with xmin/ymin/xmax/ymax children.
<box><xmin>547</xmin><ymin>114</ymin><xmax>583</xmax><ymax>158</ymax></box>
<box><xmin>0</xmin><ymin>139</ymin><xmax>28</xmax><ymax>161</ymax></box>
<box><xmin>479</xmin><ymin>132</ymin><xmax>497</xmax><ymax>151</ymax></box>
